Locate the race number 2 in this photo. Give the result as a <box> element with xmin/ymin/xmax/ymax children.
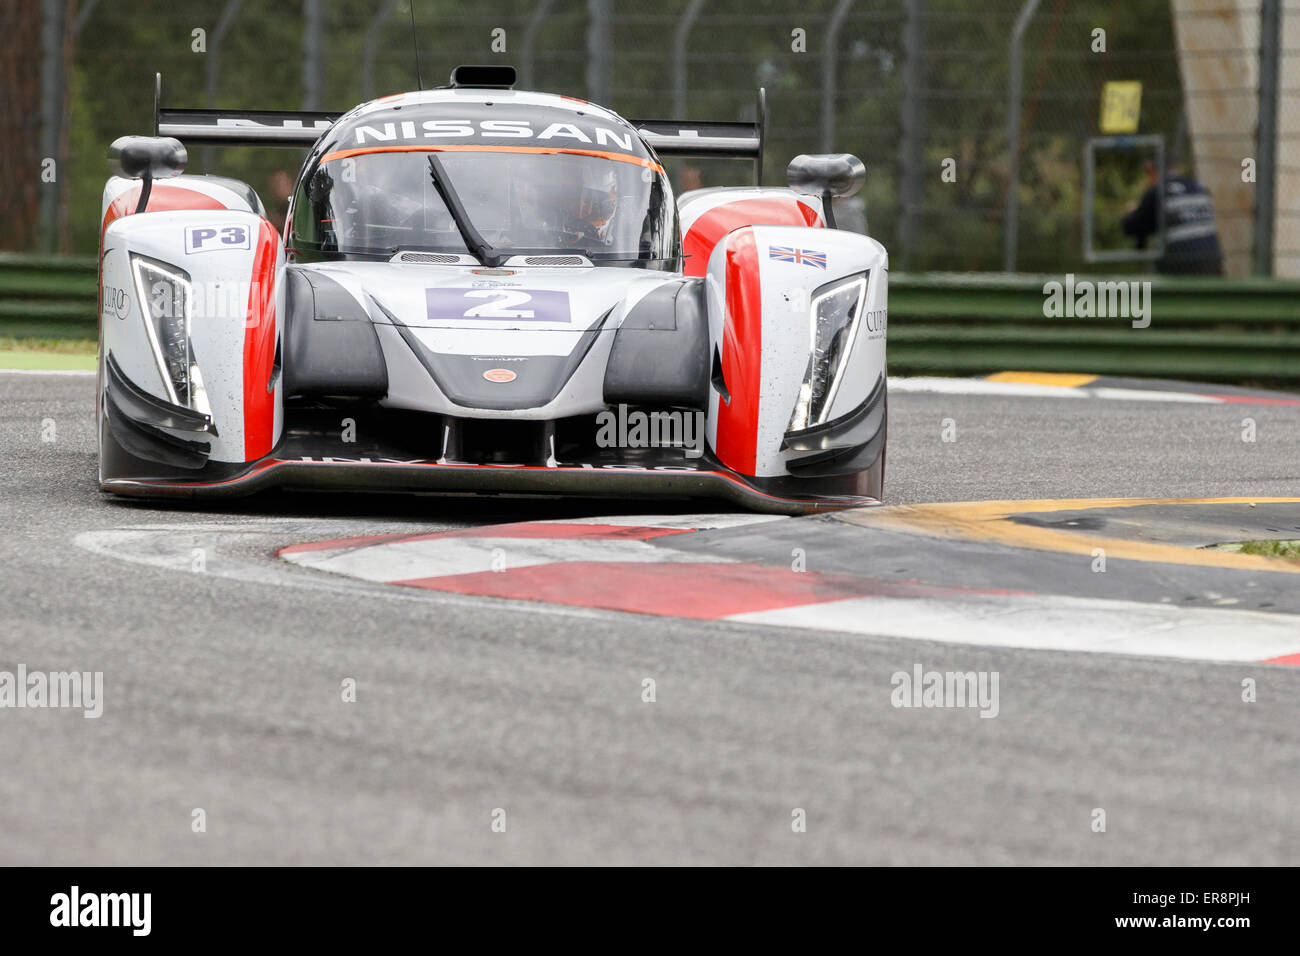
<box><xmin>425</xmin><ymin>288</ymin><xmax>572</xmax><ymax>324</ymax></box>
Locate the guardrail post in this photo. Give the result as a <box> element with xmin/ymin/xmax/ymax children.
<box><xmin>38</xmin><ymin>0</ymin><xmax>66</xmax><ymax>254</ymax></box>
<box><xmin>520</xmin><ymin>0</ymin><xmax>555</xmax><ymax>90</ymax></box>
<box><xmin>362</xmin><ymin>0</ymin><xmax>401</xmax><ymax>100</ymax></box>
<box><xmin>203</xmin><ymin>0</ymin><xmax>244</xmax><ymax>173</ymax></box>
<box><xmin>302</xmin><ymin>0</ymin><xmax>326</xmax><ymax>111</ymax></box>
<box><xmin>820</xmin><ymin>0</ymin><xmax>854</xmax><ymax>153</ymax></box>
<box><xmin>1254</xmin><ymin>0</ymin><xmax>1280</xmax><ymax>277</ymax></box>
<box><xmin>585</xmin><ymin>0</ymin><xmax>611</xmax><ymax>103</ymax></box>
<box><xmin>898</xmin><ymin>0</ymin><xmax>927</xmax><ymax>268</ymax></box>
<box><xmin>1002</xmin><ymin>0</ymin><xmax>1041</xmax><ymax>274</ymax></box>
<box><xmin>72</xmin><ymin>0</ymin><xmax>100</xmax><ymax>37</ymax></box>
<box><xmin>672</xmin><ymin>0</ymin><xmax>706</xmax><ymax>120</ymax></box>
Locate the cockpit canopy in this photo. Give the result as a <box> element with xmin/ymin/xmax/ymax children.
<box><xmin>289</xmin><ymin>101</ymin><xmax>679</xmax><ymax>264</ymax></box>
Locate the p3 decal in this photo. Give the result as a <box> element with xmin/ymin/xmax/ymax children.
<box><xmin>185</xmin><ymin>224</ymin><xmax>252</xmax><ymax>254</ymax></box>
<box><xmin>425</xmin><ymin>287</ymin><xmax>571</xmax><ymax>323</ymax></box>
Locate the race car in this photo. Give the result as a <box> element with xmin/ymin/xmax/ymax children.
<box><xmin>97</xmin><ymin>65</ymin><xmax>886</xmax><ymax>514</ymax></box>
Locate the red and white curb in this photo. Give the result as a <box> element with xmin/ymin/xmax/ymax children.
<box><xmin>278</xmin><ymin>516</ymin><xmax>1300</xmax><ymax>665</ymax></box>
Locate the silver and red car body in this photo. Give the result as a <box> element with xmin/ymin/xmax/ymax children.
<box><xmin>97</xmin><ymin>81</ymin><xmax>886</xmax><ymax>514</ymax></box>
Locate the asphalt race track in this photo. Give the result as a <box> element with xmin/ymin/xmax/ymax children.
<box><xmin>3</xmin><ymin>369</ymin><xmax>1299</xmax><ymax>865</ymax></box>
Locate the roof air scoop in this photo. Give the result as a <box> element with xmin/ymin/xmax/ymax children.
<box><xmin>450</xmin><ymin>65</ymin><xmax>517</xmax><ymax>90</ymax></box>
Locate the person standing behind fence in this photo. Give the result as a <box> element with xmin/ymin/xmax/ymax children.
<box><xmin>1121</xmin><ymin>161</ymin><xmax>1224</xmax><ymax>275</ymax></box>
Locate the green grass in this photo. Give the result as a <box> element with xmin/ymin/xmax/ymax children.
<box><xmin>0</xmin><ymin>344</ymin><xmax>96</xmax><ymax>371</ymax></box>
<box><xmin>0</xmin><ymin>336</ymin><xmax>96</xmax><ymax>355</ymax></box>
<box><xmin>1235</xmin><ymin>540</ymin><xmax>1300</xmax><ymax>562</ymax></box>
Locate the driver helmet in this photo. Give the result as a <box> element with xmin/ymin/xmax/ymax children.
<box><xmin>573</xmin><ymin>165</ymin><xmax>619</xmax><ymax>243</ymax></box>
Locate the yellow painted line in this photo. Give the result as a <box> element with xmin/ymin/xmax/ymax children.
<box><xmin>985</xmin><ymin>371</ymin><xmax>1099</xmax><ymax>388</ymax></box>
<box><xmin>839</xmin><ymin>496</ymin><xmax>1300</xmax><ymax>574</ymax></box>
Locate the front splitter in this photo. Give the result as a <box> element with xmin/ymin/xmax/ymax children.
<box><xmin>101</xmin><ymin>457</ymin><xmax>881</xmax><ymax>516</ymax></box>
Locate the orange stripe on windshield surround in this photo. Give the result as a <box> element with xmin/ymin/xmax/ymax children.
<box><xmin>320</xmin><ymin>143</ymin><xmax>664</xmax><ymax>173</ymax></box>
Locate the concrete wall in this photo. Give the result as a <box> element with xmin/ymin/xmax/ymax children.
<box><xmin>1172</xmin><ymin>0</ymin><xmax>1297</xmax><ymax>277</ymax></box>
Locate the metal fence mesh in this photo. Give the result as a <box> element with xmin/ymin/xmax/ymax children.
<box><xmin>4</xmin><ymin>0</ymin><xmax>1297</xmax><ymax>277</ymax></box>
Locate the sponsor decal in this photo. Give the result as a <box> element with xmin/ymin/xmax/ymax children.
<box><xmin>483</xmin><ymin>368</ymin><xmax>517</xmax><ymax>383</ymax></box>
<box><xmin>353</xmin><ymin>118</ymin><xmax>637</xmax><ymax>154</ymax></box>
<box><xmin>101</xmin><ymin>284</ymin><xmax>128</xmax><ymax>320</ymax></box>
<box><xmin>214</xmin><ymin>116</ymin><xmax>333</xmax><ymax>133</ymax></box>
<box><xmin>769</xmin><ymin>245</ymin><xmax>827</xmax><ymax>269</ymax></box>
<box><xmin>425</xmin><ymin>287</ymin><xmax>571</xmax><ymax>323</ymax></box>
<box><xmin>185</xmin><ymin>224</ymin><xmax>251</xmax><ymax>254</ymax></box>
<box><xmin>864</xmin><ymin>308</ymin><xmax>887</xmax><ymax>337</ymax></box>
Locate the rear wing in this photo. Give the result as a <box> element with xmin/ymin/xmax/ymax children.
<box><xmin>157</xmin><ymin>108</ymin><xmax>339</xmax><ymax>147</ymax></box>
<box><xmin>152</xmin><ymin>73</ymin><xmax>768</xmax><ymax>181</ymax></box>
<box><xmin>153</xmin><ymin>74</ymin><xmax>339</xmax><ymax>147</ymax></box>
<box><xmin>630</xmin><ymin>89</ymin><xmax>767</xmax><ymax>185</ymax></box>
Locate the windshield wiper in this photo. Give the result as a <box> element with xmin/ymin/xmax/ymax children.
<box><xmin>427</xmin><ymin>155</ymin><xmax>500</xmax><ymax>267</ymax></box>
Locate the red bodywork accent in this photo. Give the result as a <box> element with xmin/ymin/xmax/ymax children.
<box><xmin>715</xmin><ymin>228</ymin><xmax>764</xmax><ymax>476</ymax></box>
<box><xmin>681</xmin><ymin>196</ymin><xmax>822</xmax><ymax>278</ymax></box>
<box><xmin>100</xmin><ymin>183</ymin><xmax>228</xmax><ymax>250</ymax></box>
<box><xmin>243</xmin><ymin>220</ymin><xmax>280</xmax><ymax>460</ymax></box>
<box><xmin>98</xmin><ymin>184</ymin><xmax>229</xmax><ymax>343</ymax></box>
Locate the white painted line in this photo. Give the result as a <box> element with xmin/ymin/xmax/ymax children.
<box><xmin>0</xmin><ymin>367</ymin><xmax>95</xmax><ymax>376</ymax></box>
<box><xmin>540</xmin><ymin>514</ymin><xmax>787</xmax><ymax>530</ymax></box>
<box><xmin>284</xmin><ymin>535</ymin><xmax>733</xmax><ymax>582</ymax></box>
<box><xmin>728</xmin><ymin>592</ymin><xmax>1300</xmax><ymax>663</ymax></box>
<box><xmin>889</xmin><ymin>376</ymin><xmax>1224</xmax><ymax>404</ymax></box>
<box><xmin>1090</xmin><ymin>386</ymin><xmax>1219</xmax><ymax>404</ymax></box>
<box><xmin>889</xmin><ymin>377</ymin><xmax>1087</xmax><ymax>399</ymax></box>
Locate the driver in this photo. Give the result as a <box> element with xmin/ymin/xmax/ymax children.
<box><xmin>563</xmin><ymin>165</ymin><xmax>619</xmax><ymax>246</ymax></box>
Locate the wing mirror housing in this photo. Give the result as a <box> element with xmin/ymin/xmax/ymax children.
<box><xmin>786</xmin><ymin>153</ymin><xmax>865</xmax><ymax>229</ymax></box>
<box><xmin>107</xmin><ymin>135</ymin><xmax>187</xmax><ymax>213</ymax></box>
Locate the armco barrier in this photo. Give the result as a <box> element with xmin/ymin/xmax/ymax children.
<box><xmin>889</xmin><ymin>273</ymin><xmax>1300</xmax><ymax>384</ymax></box>
<box><xmin>2</xmin><ymin>256</ymin><xmax>1298</xmax><ymax>386</ymax></box>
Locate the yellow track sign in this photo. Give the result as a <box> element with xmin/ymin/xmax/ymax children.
<box><xmin>1099</xmin><ymin>81</ymin><xmax>1142</xmax><ymax>133</ymax></box>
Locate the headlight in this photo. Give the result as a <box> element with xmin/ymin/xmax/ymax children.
<box><xmin>130</xmin><ymin>254</ymin><xmax>210</xmax><ymax>416</ymax></box>
<box><xmin>787</xmin><ymin>272</ymin><xmax>868</xmax><ymax>432</ymax></box>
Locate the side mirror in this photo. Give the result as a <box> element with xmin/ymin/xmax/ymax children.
<box><xmin>108</xmin><ymin>135</ymin><xmax>187</xmax><ymax>181</ymax></box>
<box><xmin>107</xmin><ymin>136</ymin><xmax>187</xmax><ymax>215</ymax></box>
<box><xmin>786</xmin><ymin>153</ymin><xmax>865</xmax><ymax>229</ymax></box>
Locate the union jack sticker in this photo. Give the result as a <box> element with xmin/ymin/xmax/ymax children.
<box><xmin>768</xmin><ymin>245</ymin><xmax>827</xmax><ymax>269</ymax></box>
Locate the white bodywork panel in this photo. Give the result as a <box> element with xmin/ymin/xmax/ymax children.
<box><xmin>101</xmin><ymin>208</ymin><xmax>283</xmax><ymax>462</ymax></box>
<box><xmin>704</xmin><ymin>224</ymin><xmax>888</xmax><ymax>477</ymax></box>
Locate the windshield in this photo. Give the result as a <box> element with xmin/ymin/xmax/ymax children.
<box><xmin>290</xmin><ymin>147</ymin><xmax>678</xmax><ymax>263</ymax></box>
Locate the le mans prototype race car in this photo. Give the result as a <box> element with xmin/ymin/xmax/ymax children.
<box><xmin>98</xmin><ymin>66</ymin><xmax>887</xmax><ymax>514</ymax></box>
